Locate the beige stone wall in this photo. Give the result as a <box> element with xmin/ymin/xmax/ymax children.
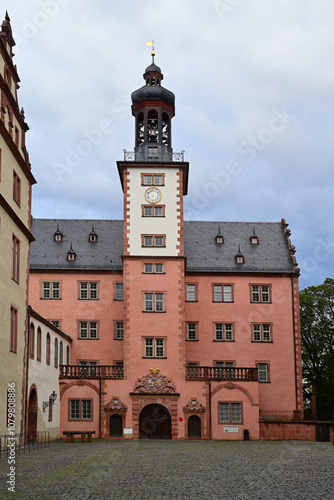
<box><xmin>0</xmin><ymin>207</ymin><xmax>30</xmax><ymax>436</ymax></box>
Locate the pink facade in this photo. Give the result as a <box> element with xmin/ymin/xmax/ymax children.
<box><xmin>28</xmin><ymin>57</ymin><xmax>303</xmax><ymax>440</ymax></box>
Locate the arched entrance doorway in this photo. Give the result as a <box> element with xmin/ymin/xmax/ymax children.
<box><xmin>109</xmin><ymin>414</ymin><xmax>123</xmax><ymax>437</ymax></box>
<box><xmin>188</xmin><ymin>415</ymin><xmax>201</xmax><ymax>439</ymax></box>
<box><xmin>139</xmin><ymin>404</ymin><xmax>171</xmax><ymax>439</ymax></box>
<box><xmin>27</xmin><ymin>387</ymin><xmax>38</xmax><ymax>443</ymax></box>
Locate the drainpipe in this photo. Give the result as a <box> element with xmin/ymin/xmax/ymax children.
<box><xmin>208</xmin><ymin>380</ymin><xmax>212</xmax><ymax>440</ymax></box>
<box><xmin>99</xmin><ymin>378</ymin><xmax>102</xmax><ymax>438</ymax></box>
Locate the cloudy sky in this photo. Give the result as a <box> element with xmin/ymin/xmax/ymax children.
<box><xmin>5</xmin><ymin>0</ymin><xmax>334</xmax><ymax>289</ymax></box>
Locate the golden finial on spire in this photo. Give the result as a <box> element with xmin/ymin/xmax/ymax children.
<box><xmin>146</xmin><ymin>40</ymin><xmax>155</xmax><ymax>63</ymax></box>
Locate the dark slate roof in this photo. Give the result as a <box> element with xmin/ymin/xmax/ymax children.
<box><xmin>184</xmin><ymin>221</ymin><xmax>295</xmax><ymax>273</ymax></box>
<box><xmin>30</xmin><ymin>219</ymin><xmax>296</xmax><ymax>274</ymax></box>
<box><xmin>30</xmin><ymin>219</ymin><xmax>124</xmax><ymax>271</ymax></box>
<box><xmin>131</xmin><ymin>85</ymin><xmax>175</xmax><ymax>107</ymax></box>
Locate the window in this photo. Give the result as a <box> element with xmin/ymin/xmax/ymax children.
<box><xmin>115</xmin><ymin>361</ymin><xmax>124</xmax><ymax>378</ymax></box>
<box><xmin>11</xmin><ymin>235</ymin><xmax>20</xmax><ymax>283</ymax></box>
<box><xmin>142</xmin><ymin>235</ymin><xmax>166</xmax><ymax>247</ymax></box>
<box><xmin>186</xmin><ymin>323</ymin><xmax>197</xmax><ymax>341</ymax></box>
<box><xmin>143</xmin><ymin>263</ymin><xmax>164</xmax><ymax>273</ymax></box>
<box><xmin>258</xmin><ymin>363</ymin><xmax>269</xmax><ymax>382</ymax></box>
<box><xmin>54</xmin><ymin>338</ymin><xmax>58</xmax><ymax>368</ymax></box>
<box><xmin>79</xmin><ymin>361</ymin><xmax>98</xmax><ymax>376</ymax></box>
<box><xmin>50</xmin><ymin>320</ymin><xmax>60</xmax><ymax>329</ymax></box>
<box><xmin>46</xmin><ymin>333</ymin><xmax>50</xmax><ymax>365</ymax></box>
<box><xmin>187</xmin><ymin>362</ymin><xmax>199</xmax><ymax>378</ymax></box>
<box><xmin>10</xmin><ymin>307</ymin><xmax>17</xmax><ymax>353</ymax></box>
<box><xmin>67</xmin><ymin>251</ymin><xmax>75</xmax><ymax>261</ymax></box>
<box><xmin>115</xmin><ymin>322</ymin><xmax>124</xmax><ymax>340</ymax></box>
<box><xmin>142</xmin><ymin>205</ymin><xmax>165</xmax><ymax>217</ymax></box>
<box><xmin>236</xmin><ymin>255</ymin><xmax>244</xmax><ymax>264</ymax></box>
<box><xmin>79</xmin><ymin>282</ymin><xmax>98</xmax><ymax>300</ymax></box>
<box><xmin>186</xmin><ymin>284</ymin><xmax>197</xmax><ymax>301</ymax></box>
<box><xmin>144</xmin><ymin>338</ymin><xmax>165</xmax><ymax>358</ymax></box>
<box><xmin>219</xmin><ymin>402</ymin><xmax>242</xmax><ymax>424</ymax></box>
<box><xmin>29</xmin><ymin>324</ymin><xmax>35</xmax><ymax>359</ymax></box>
<box><xmin>13</xmin><ymin>171</ymin><xmax>21</xmax><ymax>206</ymax></box>
<box><xmin>66</xmin><ymin>346</ymin><xmax>70</xmax><ymax>365</ymax></box>
<box><xmin>215</xmin><ymin>323</ymin><xmax>233</xmax><ymax>341</ymax></box>
<box><xmin>251</xmin><ymin>285</ymin><xmax>270</xmax><ymax>303</ymax></box>
<box><xmin>141</xmin><ymin>174</ymin><xmax>164</xmax><ymax>186</ymax></box>
<box><xmin>37</xmin><ymin>328</ymin><xmax>41</xmax><ymax>362</ymax></box>
<box><xmin>115</xmin><ymin>283</ymin><xmax>123</xmax><ymax>300</ymax></box>
<box><xmin>252</xmin><ymin>324</ymin><xmax>271</xmax><ymax>342</ymax></box>
<box><xmin>251</xmin><ymin>236</ymin><xmax>259</xmax><ymax>245</ymax></box>
<box><xmin>215</xmin><ymin>362</ymin><xmax>234</xmax><ymax>379</ymax></box>
<box><xmin>15</xmin><ymin>127</ymin><xmax>19</xmax><ymax>147</ymax></box>
<box><xmin>144</xmin><ymin>293</ymin><xmax>165</xmax><ymax>312</ymax></box>
<box><xmin>42</xmin><ymin>281</ymin><xmax>60</xmax><ymax>299</ymax></box>
<box><xmin>69</xmin><ymin>400</ymin><xmax>92</xmax><ymax>421</ymax></box>
<box><xmin>59</xmin><ymin>341</ymin><xmax>63</xmax><ymax>365</ymax></box>
<box><xmin>70</xmin><ymin>400</ymin><xmax>80</xmax><ymax>420</ymax></box>
<box><xmin>213</xmin><ymin>285</ymin><xmax>232</xmax><ymax>302</ymax></box>
<box><xmin>79</xmin><ymin>322</ymin><xmax>98</xmax><ymax>339</ymax></box>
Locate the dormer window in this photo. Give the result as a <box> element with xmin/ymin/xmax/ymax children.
<box><xmin>215</xmin><ymin>227</ymin><xmax>224</xmax><ymax>244</ymax></box>
<box><xmin>250</xmin><ymin>228</ymin><xmax>259</xmax><ymax>245</ymax></box>
<box><xmin>235</xmin><ymin>246</ymin><xmax>244</xmax><ymax>264</ymax></box>
<box><xmin>67</xmin><ymin>244</ymin><xmax>76</xmax><ymax>261</ymax></box>
<box><xmin>89</xmin><ymin>225</ymin><xmax>97</xmax><ymax>243</ymax></box>
<box><xmin>54</xmin><ymin>225</ymin><xmax>63</xmax><ymax>242</ymax></box>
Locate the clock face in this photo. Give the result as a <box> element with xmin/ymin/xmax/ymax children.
<box><xmin>145</xmin><ymin>187</ymin><xmax>162</xmax><ymax>204</ymax></box>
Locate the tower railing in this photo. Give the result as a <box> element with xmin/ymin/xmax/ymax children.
<box><xmin>122</xmin><ymin>149</ymin><xmax>185</xmax><ymax>162</ymax></box>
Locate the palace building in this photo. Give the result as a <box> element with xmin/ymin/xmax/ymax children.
<box><xmin>26</xmin><ymin>48</ymin><xmax>304</xmax><ymax>440</ymax></box>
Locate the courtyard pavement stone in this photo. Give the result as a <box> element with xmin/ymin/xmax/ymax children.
<box><xmin>0</xmin><ymin>440</ymin><xmax>333</xmax><ymax>499</ymax></box>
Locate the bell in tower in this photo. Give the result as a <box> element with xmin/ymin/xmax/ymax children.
<box><xmin>131</xmin><ymin>45</ymin><xmax>175</xmax><ymax>161</ymax></box>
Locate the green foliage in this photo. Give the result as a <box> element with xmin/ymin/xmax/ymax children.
<box><xmin>300</xmin><ymin>278</ymin><xmax>334</xmax><ymax>420</ymax></box>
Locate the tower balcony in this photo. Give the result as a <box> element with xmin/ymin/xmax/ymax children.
<box><xmin>186</xmin><ymin>366</ymin><xmax>258</xmax><ymax>382</ymax></box>
<box><xmin>59</xmin><ymin>365</ymin><xmax>124</xmax><ymax>380</ymax></box>
<box><xmin>123</xmin><ymin>146</ymin><xmax>185</xmax><ymax>162</ymax></box>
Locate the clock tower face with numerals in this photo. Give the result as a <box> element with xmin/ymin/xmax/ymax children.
<box><xmin>145</xmin><ymin>187</ymin><xmax>162</xmax><ymax>204</ymax></box>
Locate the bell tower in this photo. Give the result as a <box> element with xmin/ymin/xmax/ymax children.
<box><xmin>117</xmin><ymin>48</ymin><xmax>189</xmax><ymax>257</ymax></box>
<box><xmin>131</xmin><ymin>49</ymin><xmax>175</xmax><ymax>162</ymax></box>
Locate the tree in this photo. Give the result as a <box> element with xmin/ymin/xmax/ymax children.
<box><xmin>300</xmin><ymin>278</ymin><xmax>334</xmax><ymax>420</ymax></box>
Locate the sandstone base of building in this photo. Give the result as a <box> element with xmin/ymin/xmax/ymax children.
<box><xmin>260</xmin><ymin>420</ymin><xmax>334</xmax><ymax>442</ymax></box>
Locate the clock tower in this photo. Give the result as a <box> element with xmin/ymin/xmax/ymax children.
<box><xmin>117</xmin><ymin>51</ymin><xmax>189</xmax><ymax>257</ymax></box>
<box><xmin>117</xmin><ymin>51</ymin><xmax>189</xmax><ymax>393</ymax></box>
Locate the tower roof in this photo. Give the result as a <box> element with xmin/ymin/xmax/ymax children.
<box><xmin>131</xmin><ymin>58</ymin><xmax>175</xmax><ymax>108</ymax></box>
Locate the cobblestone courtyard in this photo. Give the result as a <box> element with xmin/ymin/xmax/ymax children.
<box><xmin>0</xmin><ymin>440</ymin><xmax>333</xmax><ymax>499</ymax></box>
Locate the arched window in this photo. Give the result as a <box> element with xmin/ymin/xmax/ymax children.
<box><xmin>66</xmin><ymin>346</ymin><xmax>70</xmax><ymax>365</ymax></box>
<box><xmin>59</xmin><ymin>341</ymin><xmax>63</xmax><ymax>366</ymax></box>
<box><xmin>37</xmin><ymin>327</ymin><xmax>42</xmax><ymax>362</ymax></box>
<box><xmin>46</xmin><ymin>333</ymin><xmax>50</xmax><ymax>365</ymax></box>
<box><xmin>162</xmin><ymin>113</ymin><xmax>169</xmax><ymax>146</ymax></box>
<box><xmin>54</xmin><ymin>338</ymin><xmax>58</xmax><ymax>368</ymax></box>
<box><xmin>137</xmin><ymin>112</ymin><xmax>144</xmax><ymax>145</ymax></box>
<box><xmin>148</xmin><ymin>110</ymin><xmax>158</xmax><ymax>143</ymax></box>
<box><xmin>29</xmin><ymin>324</ymin><xmax>35</xmax><ymax>359</ymax></box>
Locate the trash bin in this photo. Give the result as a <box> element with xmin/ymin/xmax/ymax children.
<box><xmin>243</xmin><ymin>429</ymin><xmax>249</xmax><ymax>441</ymax></box>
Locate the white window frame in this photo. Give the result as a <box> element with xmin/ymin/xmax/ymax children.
<box><xmin>145</xmin><ymin>338</ymin><xmax>165</xmax><ymax>358</ymax></box>
<box><xmin>252</xmin><ymin>324</ymin><xmax>271</xmax><ymax>342</ymax></box>
<box><xmin>79</xmin><ymin>282</ymin><xmax>98</xmax><ymax>300</ymax></box>
<box><xmin>215</xmin><ymin>323</ymin><xmax>233</xmax><ymax>341</ymax></box>
<box><xmin>79</xmin><ymin>321</ymin><xmax>98</xmax><ymax>339</ymax></box>
<box><xmin>251</xmin><ymin>285</ymin><xmax>270</xmax><ymax>303</ymax></box>
<box><xmin>187</xmin><ymin>323</ymin><xmax>197</xmax><ymax>341</ymax></box>
<box><xmin>43</xmin><ymin>281</ymin><xmax>60</xmax><ymax>299</ymax></box>
<box><xmin>186</xmin><ymin>284</ymin><xmax>197</xmax><ymax>301</ymax></box>
<box><xmin>144</xmin><ymin>293</ymin><xmax>165</xmax><ymax>312</ymax></box>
